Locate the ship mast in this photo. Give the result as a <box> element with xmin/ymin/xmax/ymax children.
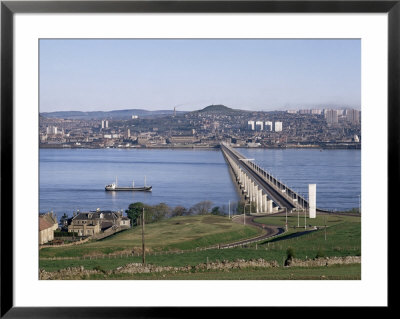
<box><xmin>144</xmin><ymin>176</ymin><xmax>146</xmax><ymax>187</ymax></box>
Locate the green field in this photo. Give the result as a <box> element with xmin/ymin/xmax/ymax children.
<box><xmin>39</xmin><ymin>215</ymin><xmax>262</xmax><ymax>258</ymax></box>
<box><xmin>39</xmin><ymin>213</ymin><xmax>361</xmax><ymax>279</ymax></box>
<box><xmin>251</xmin><ymin>213</ymin><xmax>361</xmax><ymax>258</ymax></box>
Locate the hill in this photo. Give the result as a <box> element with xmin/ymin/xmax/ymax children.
<box><xmin>39</xmin><ymin>215</ymin><xmax>261</xmax><ymax>258</ymax></box>
<box><xmin>40</xmin><ymin>109</ymin><xmax>186</xmax><ymax>120</ymax></box>
<box><xmin>196</xmin><ymin>104</ymin><xmax>240</xmax><ymax>114</ymax></box>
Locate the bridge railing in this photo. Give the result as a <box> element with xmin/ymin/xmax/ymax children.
<box><xmin>221</xmin><ymin>143</ymin><xmax>309</xmax><ymax>210</ymax></box>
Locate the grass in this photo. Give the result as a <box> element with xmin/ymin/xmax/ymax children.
<box><xmin>55</xmin><ymin>264</ymin><xmax>362</xmax><ymax>280</ymax></box>
<box><xmin>250</xmin><ymin>213</ymin><xmax>361</xmax><ymax>259</ymax></box>
<box><xmin>39</xmin><ymin>213</ymin><xmax>361</xmax><ymax>280</ymax></box>
<box><xmin>39</xmin><ymin>215</ymin><xmax>262</xmax><ymax>258</ymax></box>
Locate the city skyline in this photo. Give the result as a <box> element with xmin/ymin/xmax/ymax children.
<box><xmin>40</xmin><ymin>39</ymin><xmax>361</xmax><ymax>113</ymax></box>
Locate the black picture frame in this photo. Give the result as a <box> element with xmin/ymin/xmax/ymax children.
<box><xmin>1</xmin><ymin>0</ymin><xmax>395</xmax><ymax>317</ymax></box>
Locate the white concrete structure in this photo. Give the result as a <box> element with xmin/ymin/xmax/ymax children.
<box><xmin>101</xmin><ymin>120</ymin><xmax>109</xmax><ymax>129</ymax></box>
<box><xmin>274</xmin><ymin>121</ymin><xmax>283</xmax><ymax>132</ymax></box>
<box><xmin>267</xmin><ymin>200</ymin><xmax>273</xmax><ymax>213</ymax></box>
<box><xmin>325</xmin><ymin>110</ymin><xmax>338</xmax><ymax>124</ymax></box>
<box><xmin>247</xmin><ymin>120</ymin><xmax>255</xmax><ymax>131</ymax></box>
<box><xmin>308</xmin><ymin>184</ymin><xmax>316</xmax><ymax>218</ymax></box>
<box><xmin>46</xmin><ymin>126</ymin><xmax>58</xmax><ymax>135</ymax></box>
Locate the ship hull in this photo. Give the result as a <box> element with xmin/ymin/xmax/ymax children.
<box><xmin>105</xmin><ymin>186</ymin><xmax>152</xmax><ymax>191</ymax></box>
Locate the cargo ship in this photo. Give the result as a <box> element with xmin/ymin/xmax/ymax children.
<box><xmin>105</xmin><ymin>177</ymin><xmax>152</xmax><ymax>192</ymax></box>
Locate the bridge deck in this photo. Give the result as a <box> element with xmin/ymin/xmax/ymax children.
<box><xmin>221</xmin><ymin>143</ymin><xmax>309</xmax><ymax>212</ymax></box>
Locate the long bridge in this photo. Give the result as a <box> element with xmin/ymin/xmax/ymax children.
<box><xmin>221</xmin><ymin>142</ymin><xmax>313</xmax><ymax>214</ymax></box>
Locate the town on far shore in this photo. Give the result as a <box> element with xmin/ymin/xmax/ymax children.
<box><xmin>39</xmin><ymin>105</ymin><xmax>361</xmax><ymax>150</ymax></box>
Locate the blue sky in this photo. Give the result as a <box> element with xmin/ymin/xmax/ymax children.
<box><xmin>39</xmin><ymin>39</ymin><xmax>361</xmax><ymax>112</ymax></box>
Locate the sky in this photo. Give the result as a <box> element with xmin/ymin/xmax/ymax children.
<box><xmin>39</xmin><ymin>39</ymin><xmax>361</xmax><ymax>112</ymax></box>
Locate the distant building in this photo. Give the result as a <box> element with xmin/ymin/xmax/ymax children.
<box><xmin>264</xmin><ymin>121</ymin><xmax>273</xmax><ymax>131</ymax></box>
<box><xmin>345</xmin><ymin>109</ymin><xmax>360</xmax><ymax>124</ymax></box>
<box><xmin>211</xmin><ymin>122</ymin><xmax>220</xmax><ymax>131</ymax></box>
<box><xmin>274</xmin><ymin>121</ymin><xmax>283</xmax><ymax>132</ymax></box>
<box><xmin>46</xmin><ymin>126</ymin><xmax>59</xmax><ymax>135</ymax></box>
<box><xmin>247</xmin><ymin>120</ymin><xmax>255</xmax><ymax>131</ymax></box>
<box><xmin>131</xmin><ymin>115</ymin><xmax>139</xmax><ymax>119</ymax></box>
<box><xmin>311</xmin><ymin>109</ymin><xmax>322</xmax><ymax>115</ymax></box>
<box><xmin>101</xmin><ymin>120</ymin><xmax>109</xmax><ymax>129</ymax></box>
<box><xmin>255</xmin><ymin>121</ymin><xmax>264</xmax><ymax>131</ymax></box>
<box><xmin>287</xmin><ymin>110</ymin><xmax>297</xmax><ymax>114</ymax></box>
<box><xmin>325</xmin><ymin>110</ymin><xmax>338</xmax><ymax>124</ymax></box>
<box><xmin>167</xmin><ymin>135</ymin><xmax>198</xmax><ymax>144</ymax></box>
<box><xmin>39</xmin><ymin>212</ymin><xmax>58</xmax><ymax>245</ymax></box>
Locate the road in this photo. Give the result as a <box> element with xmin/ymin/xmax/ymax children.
<box><xmin>219</xmin><ymin>215</ymin><xmax>284</xmax><ymax>248</ymax></box>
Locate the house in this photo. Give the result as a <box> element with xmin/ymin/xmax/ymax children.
<box><xmin>39</xmin><ymin>212</ymin><xmax>58</xmax><ymax>245</ymax></box>
<box><xmin>68</xmin><ymin>209</ymin><xmax>130</xmax><ymax>236</ymax></box>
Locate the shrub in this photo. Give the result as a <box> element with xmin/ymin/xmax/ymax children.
<box><xmin>286</xmin><ymin>247</ymin><xmax>295</xmax><ymax>260</ymax></box>
<box><xmin>285</xmin><ymin>247</ymin><xmax>295</xmax><ymax>266</ymax></box>
<box><xmin>316</xmin><ymin>248</ymin><xmax>325</xmax><ymax>258</ymax></box>
<box><xmin>93</xmin><ymin>265</ymin><xmax>106</xmax><ymax>274</ymax></box>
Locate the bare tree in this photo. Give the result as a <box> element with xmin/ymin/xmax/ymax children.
<box><xmin>189</xmin><ymin>201</ymin><xmax>213</xmax><ymax>215</ymax></box>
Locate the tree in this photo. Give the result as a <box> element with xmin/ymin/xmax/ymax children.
<box><xmin>170</xmin><ymin>205</ymin><xmax>187</xmax><ymax>217</ymax></box>
<box><xmin>60</xmin><ymin>213</ymin><xmax>69</xmax><ymax>229</ymax></box>
<box><xmin>211</xmin><ymin>206</ymin><xmax>224</xmax><ymax>216</ymax></box>
<box><xmin>125</xmin><ymin>202</ymin><xmax>144</xmax><ymax>226</ymax></box>
<box><xmin>285</xmin><ymin>247</ymin><xmax>296</xmax><ymax>266</ymax></box>
<box><xmin>189</xmin><ymin>201</ymin><xmax>213</xmax><ymax>215</ymax></box>
<box><xmin>236</xmin><ymin>201</ymin><xmax>256</xmax><ymax>215</ymax></box>
<box><xmin>151</xmin><ymin>203</ymin><xmax>170</xmax><ymax>222</ymax></box>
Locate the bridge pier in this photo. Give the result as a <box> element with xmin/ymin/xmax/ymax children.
<box><xmin>221</xmin><ymin>143</ymin><xmax>313</xmax><ymax>215</ymax></box>
<box><xmin>262</xmin><ymin>194</ymin><xmax>267</xmax><ymax>213</ymax></box>
<box><xmin>258</xmin><ymin>188</ymin><xmax>262</xmax><ymax>213</ymax></box>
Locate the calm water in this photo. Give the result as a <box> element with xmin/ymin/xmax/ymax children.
<box><xmin>39</xmin><ymin>148</ymin><xmax>239</xmax><ymax>217</ymax></box>
<box><xmin>240</xmin><ymin>148</ymin><xmax>361</xmax><ymax>211</ymax></box>
<box><xmin>39</xmin><ymin>148</ymin><xmax>360</xmax><ymax>218</ymax></box>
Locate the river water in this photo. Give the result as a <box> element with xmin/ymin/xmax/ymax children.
<box><xmin>39</xmin><ymin>148</ymin><xmax>360</xmax><ymax>217</ymax></box>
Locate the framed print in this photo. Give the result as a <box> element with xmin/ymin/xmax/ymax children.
<box><xmin>1</xmin><ymin>0</ymin><xmax>396</xmax><ymax>316</ymax></box>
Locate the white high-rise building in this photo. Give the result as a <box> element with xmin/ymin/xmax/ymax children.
<box><xmin>325</xmin><ymin>110</ymin><xmax>338</xmax><ymax>124</ymax></box>
<box><xmin>247</xmin><ymin>120</ymin><xmax>255</xmax><ymax>131</ymax></box>
<box><xmin>346</xmin><ymin>109</ymin><xmax>360</xmax><ymax>124</ymax></box>
<box><xmin>46</xmin><ymin>126</ymin><xmax>58</xmax><ymax>135</ymax></box>
<box><xmin>255</xmin><ymin>121</ymin><xmax>264</xmax><ymax>131</ymax></box>
<box><xmin>274</xmin><ymin>121</ymin><xmax>282</xmax><ymax>132</ymax></box>
<box><xmin>264</xmin><ymin>121</ymin><xmax>273</xmax><ymax>131</ymax></box>
<box><xmin>101</xmin><ymin>120</ymin><xmax>109</xmax><ymax>129</ymax></box>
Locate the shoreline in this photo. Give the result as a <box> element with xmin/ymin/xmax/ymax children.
<box><xmin>39</xmin><ymin>144</ymin><xmax>361</xmax><ymax>150</ymax></box>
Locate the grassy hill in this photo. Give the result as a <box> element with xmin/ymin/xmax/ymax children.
<box><xmin>39</xmin><ymin>215</ymin><xmax>262</xmax><ymax>259</ymax></box>
<box><xmin>196</xmin><ymin>104</ymin><xmax>241</xmax><ymax>114</ymax></box>
<box><xmin>39</xmin><ymin>213</ymin><xmax>361</xmax><ymax>280</ymax></box>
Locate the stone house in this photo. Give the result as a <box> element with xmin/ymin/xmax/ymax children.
<box><xmin>39</xmin><ymin>212</ymin><xmax>58</xmax><ymax>245</ymax></box>
<box><xmin>68</xmin><ymin>209</ymin><xmax>130</xmax><ymax>236</ymax></box>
